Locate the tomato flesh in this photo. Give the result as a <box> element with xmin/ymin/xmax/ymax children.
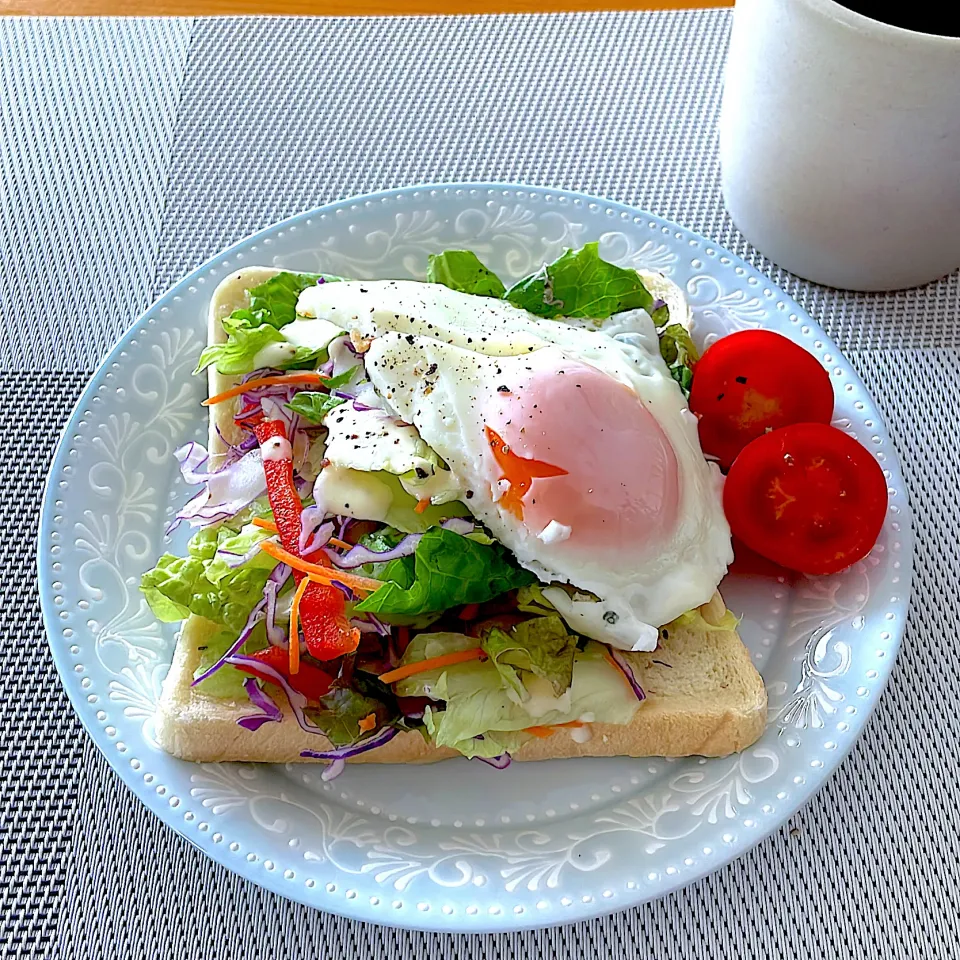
<box><xmin>689</xmin><ymin>330</ymin><xmax>834</xmax><ymax>469</ymax></box>
<box><xmin>723</xmin><ymin>422</ymin><xmax>887</xmax><ymax>575</ymax></box>
<box><xmin>236</xmin><ymin>646</ymin><xmax>334</xmax><ymax>703</ymax></box>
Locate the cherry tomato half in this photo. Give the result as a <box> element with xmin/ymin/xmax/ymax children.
<box><xmin>723</xmin><ymin>422</ymin><xmax>887</xmax><ymax>576</ymax></box>
<box><xmin>689</xmin><ymin>331</ymin><xmax>834</xmax><ymax>469</ymax></box>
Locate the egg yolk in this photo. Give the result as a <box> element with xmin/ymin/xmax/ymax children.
<box><xmin>482</xmin><ymin>356</ymin><xmax>680</xmax><ymax>557</ymax></box>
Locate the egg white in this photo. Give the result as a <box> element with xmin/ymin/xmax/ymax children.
<box><xmin>290</xmin><ymin>279</ymin><xmax>732</xmax><ymax>648</ymax></box>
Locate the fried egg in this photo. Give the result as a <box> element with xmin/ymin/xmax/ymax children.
<box><xmin>290</xmin><ymin>280</ymin><xmax>732</xmax><ymax>650</ymax></box>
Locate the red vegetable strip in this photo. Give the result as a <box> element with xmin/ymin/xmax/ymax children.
<box><xmin>254</xmin><ymin>420</ymin><xmax>353</xmax><ymax>663</ymax></box>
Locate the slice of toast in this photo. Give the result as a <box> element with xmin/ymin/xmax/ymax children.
<box><xmin>155</xmin><ymin>611</ymin><xmax>767</xmax><ymax>763</ymax></box>
<box><xmin>155</xmin><ymin>266</ymin><xmax>767</xmax><ymax>764</ymax></box>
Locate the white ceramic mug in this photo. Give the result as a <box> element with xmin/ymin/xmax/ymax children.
<box><xmin>720</xmin><ymin>0</ymin><xmax>960</xmax><ymax>291</ymax></box>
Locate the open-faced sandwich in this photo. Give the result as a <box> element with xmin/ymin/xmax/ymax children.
<box><xmin>143</xmin><ymin>245</ymin><xmax>886</xmax><ymax>773</ymax></box>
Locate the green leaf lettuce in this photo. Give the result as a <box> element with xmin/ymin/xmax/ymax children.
<box><xmin>427</xmin><ymin>250</ymin><xmax>506</xmax><ymax>298</ymax></box>
<box><xmin>354</xmin><ymin>527</ymin><xmax>535</xmax><ymax>622</ymax></box>
<box><xmin>504</xmin><ymin>242</ymin><xmax>653</xmax><ymax>319</ymax></box>
<box><xmin>480</xmin><ymin>615</ymin><xmax>576</xmax><ymax>698</ymax></box>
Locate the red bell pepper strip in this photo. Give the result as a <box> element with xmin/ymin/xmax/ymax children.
<box><xmin>234</xmin><ymin>645</ymin><xmax>334</xmax><ymax>702</ymax></box>
<box><xmin>255</xmin><ymin>419</ymin><xmax>360</xmax><ymax>661</ymax></box>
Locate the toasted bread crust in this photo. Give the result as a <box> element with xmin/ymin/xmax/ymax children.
<box><xmin>156</xmin><ymin>613</ymin><xmax>767</xmax><ymax>763</ymax></box>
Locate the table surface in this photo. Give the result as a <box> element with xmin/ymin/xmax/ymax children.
<box><xmin>1</xmin><ymin>0</ymin><xmax>732</xmax><ymax>15</ymax></box>
<box><xmin>4</xmin><ymin>11</ymin><xmax>958</xmax><ymax>960</ymax></box>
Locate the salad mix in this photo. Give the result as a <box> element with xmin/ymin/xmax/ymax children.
<box><xmin>142</xmin><ymin>244</ymin><xmax>885</xmax><ymax>772</ymax></box>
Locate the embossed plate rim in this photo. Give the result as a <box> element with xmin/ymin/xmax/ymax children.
<box><xmin>39</xmin><ymin>182</ymin><xmax>913</xmax><ymax>932</ymax></box>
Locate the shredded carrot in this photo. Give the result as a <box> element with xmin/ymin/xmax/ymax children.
<box><xmin>378</xmin><ymin>648</ymin><xmax>486</xmax><ymax>685</ymax></box>
<box><xmin>457</xmin><ymin>603</ymin><xmax>479</xmax><ymax>621</ymax></box>
<box><xmin>524</xmin><ymin>725</ymin><xmax>556</xmax><ymax>738</ymax></box>
<box><xmin>258</xmin><ymin>541</ymin><xmax>383</xmax><ymax>595</ymax></box>
<box><xmin>327</xmin><ymin>537</ymin><xmax>352</xmax><ymax>550</ymax></box>
<box><xmin>251</xmin><ymin>517</ymin><xmax>279</xmax><ymax>532</ymax></box>
<box><xmin>203</xmin><ymin>372</ymin><xmax>328</xmax><ymax>407</ymax></box>
<box><xmin>289</xmin><ymin>577</ymin><xmax>309</xmax><ymax>675</ymax></box>
<box><xmin>414</xmin><ymin>498</ymin><xmax>431</xmax><ymax>514</ymax></box>
<box><xmin>306</xmin><ymin>572</ymin><xmax>380</xmax><ymax>597</ymax></box>
<box><xmin>358</xmin><ymin>713</ymin><xmax>377</xmax><ymax>733</ymax></box>
<box><xmin>524</xmin><ymin>720</ymin><xmax>584</xmax><ymax>738</ymax></box>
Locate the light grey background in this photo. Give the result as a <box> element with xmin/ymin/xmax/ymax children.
<box><xmin>2</xmin><ymin>13</ymin><xmax>956</xmax><ymax>959</ymax></box>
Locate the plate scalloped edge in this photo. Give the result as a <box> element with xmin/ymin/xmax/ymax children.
<box><xmin>38</xmin><ymin>183</ymin><xmax>913</xmax><ymax>933</ymax></box>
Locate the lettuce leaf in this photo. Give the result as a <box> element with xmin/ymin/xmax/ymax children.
<box><xmin>195</xmin><ymin>315</ymin><xmax>285</xmax><ymax>375</ymax></box>
<box><xmin>141</xmin><ymin>526</ymin><xmax>276</xmax><ymax>632</ymax></box>
<box><xmin>670</xmin><ymin>604</ymin><xmax>740</xmax><ymax>633</ymax></box>
<box><xmin>354</xmin><ymin>527</ymin><xmax>535</xmax><ymax>621</ymax></box>
<box><xmin>656</xmin><ymin>322</ymin><xmax>699</xmax><ymax>399</ymax></box>
<box><xmin>204</xmin><ymin>522</ymin><xmax>277</xmax><ymax>585</ymax></box>
<box><xmin>423</xmin><ymin>643</ymin><xmax>640</xmax><ymax>751</ymax></box>
<box><xmin>515</xmin><ymin>583</ymin><xmax>557</xmax><ymax>616</ymax></box>
<box><xmin>423</xmin><ymin>708</ymin><xmax>530</xmax><ymax>759</ymax></box>
<box><xmin>243</xmin><ymin>271</ymin><xmax>332</xmax><ymax>330</ymax></box>
<box><xmin>393</xmin><ymin>631</ymin><xmax>480</xmax><ymax>697</ymax></box>
<box><xmin>504</xmin><ymin>242</ymin><xmax>653</xmax><ymax>319</ymax></box>
<box><xmin>396</xmin><ymin>635</ymin><xmax>641</xmax><ymax>758</ymax></box>
<box><xmin>480</xmin><ymin>615</ymin><xmax>576</xmax><ymax>697</ymax></box>
<box><xmin>195</xmin><ymin>272</ymin><xmax>341</xmax><ymax>375</ymax></box>
<box><xmin>287</xmin><ymin>391</ymin><xmax>347</xmax><ymax>424</ymax></box>
<box><xmin>650</xmin><ymin>302</ymin><xmax>670</xmax><ymax>327</ymax></box>
<box><xmin>305</xmin><ymin>683</ymin><xmax>392</xmax><ymax>747</ymax></box>
<box><xmin>194</xmin><ymin>624</ymin><xmax>269</xmax><ymax>699</ymax></box>
<box><xmin>427</xmin><ymin>251</ymin><xmax>506</xmax><ymax>298</ymax></box>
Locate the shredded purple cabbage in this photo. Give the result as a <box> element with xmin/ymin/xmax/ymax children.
<box><xmin>325</xmin><ymin>533</ymin><xmax>421</xmax><ymax>569</ymax></box>
<box><xmin>261</xmin><ymin>395</ymin><xmax>301</xmax><ymax>439</ymax></box>
<box><xmin>167</xmin><ymin>442</ymin><xmax>267</xmax><ymax>533</ymax></box>
<box><xmin>606</xmin><ymin>647</ymin><xmax>646</xmax><ymax>701</ymax></box>
<box><xmin>192</xmin><ymin>563</ymin><xmax>291</xmax><ymax>686</ymax></box>
<box><xmin>300</xmin><ymin>725</ymin><xmax>399</xmax><ymax>761</ymax></box>
<box><xmin>226</xmin><ymin>652</ymin><xmax>399</xmax><ymax>773</ymax></box>
<box><xmin>321</xmin><ymin>758</ymin><xmax>345</xmax><ymax>781</ymax></box>
<box><xmin>366</xmin><ymin>613</ymin><xmax>391</xmax><ymax>637</ymax></box>
<box><xmin>330</xmin><ymin>580</ymin><xmax>355</xmax><ymax>601</ymax></box>
<box><xmin>474</xmin><ymin>753</ymin><xmax>511</xmax><ymax>769</ymax></box>
<box><xmin>213</xmin><ymin>426</ymin><xmax>255</xmax><ymax>465</ymax></box>
<box><xmin>236</xmin><ymin>678</ymin><xmax>284</xmax><ymax>731</ymax></box>
<box><xmin>299</xmin><ymin>505</ymin><xmax>333</xmax><ymax>554</ymax></box>
<box><xmin>226</xmin><ymin>652</ymin><xmax>314</xmax><ymax>729</ymax></box>
<box><xmin>263</xmin><ymin>578</ymin><xmax>285</xmax><ymax>646</ymax></box>
<box><xmin>326</xmin><ymin>516</ymin><xmax>476</xmax><ymax>569</ymax></box>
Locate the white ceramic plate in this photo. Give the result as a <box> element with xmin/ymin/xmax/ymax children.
<box><xmin>39</xmin><ymin>184</ymin><xmax>912</xmax><ymax>932</ymax></box>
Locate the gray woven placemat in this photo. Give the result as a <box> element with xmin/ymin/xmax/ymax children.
<box><xmin>3</xmin><ymin>12</ymin><xmax>957</xmax><ymax>960</ymax></box>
